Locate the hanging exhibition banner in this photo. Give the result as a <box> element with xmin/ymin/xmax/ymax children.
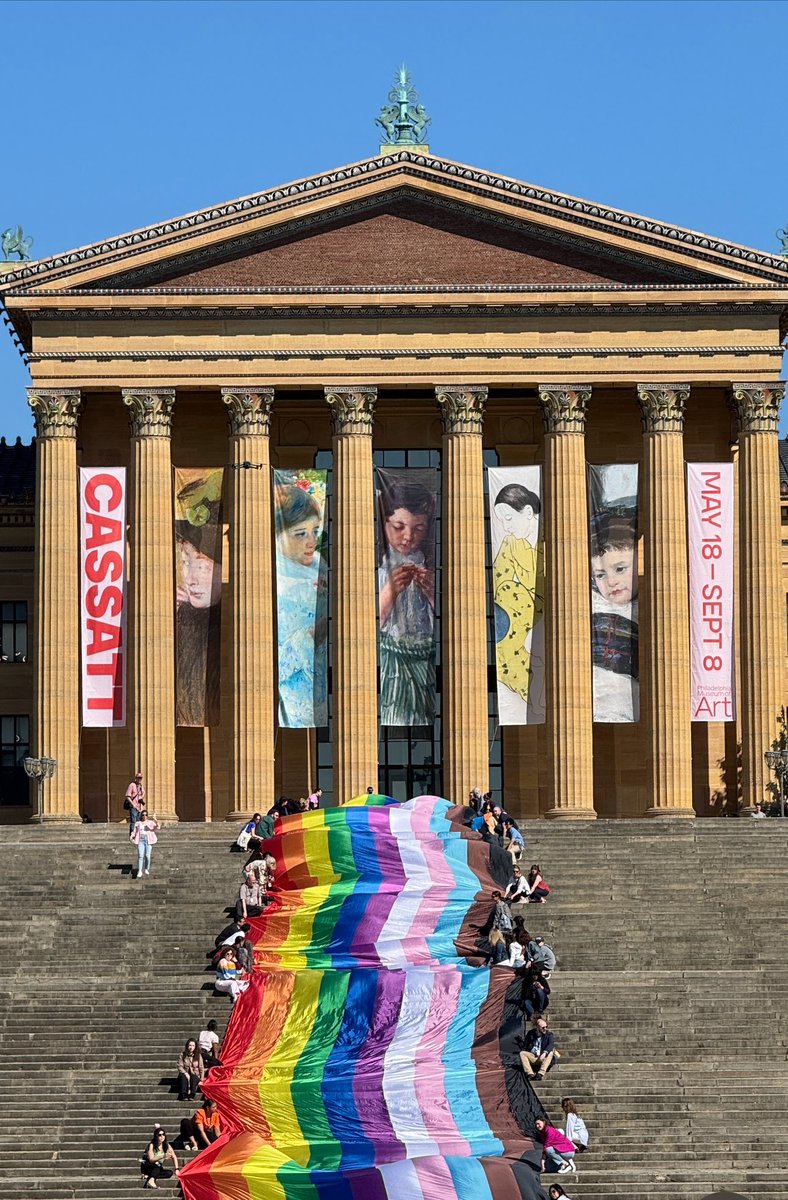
<box><xmin>79</xmin><ymin>468</ymin><xmax>127</xmax><ymax>727</ymax></box>
<box><xmin>588</xmin><ymin>464</ymin><xmax>640</xmax><ymax>723</ymax></box>
<box><xmin>175</xmin><ymin>468</ymin><xmax>224</xmax><ymax>727</ymax></box>
<box><xmin>487</xmin><ymin>466</ymin><xmax>545</xmax><ymax>725</ymax></box>
<box><xmin>376</xmin><ymin>468</ymin><xmax>438</xmax><ymax>727</ymax></box>
<box><xmin>273</xmin><ymin>469</ymin><xmax>328</xmax><ymax>728</ymax></box>
<box><xmin>687</xmin><ymin>463</ymin><xmax>735</xmax><ymax>721</ymax></box>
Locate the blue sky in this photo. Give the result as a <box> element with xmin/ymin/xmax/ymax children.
<box><xmin>2</xmin><ymin>0</ymin><xmax>787</xmax><ymax>438</ymax></box>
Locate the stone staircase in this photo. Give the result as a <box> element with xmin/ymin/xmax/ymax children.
<box><xmin>0</xmin><ymin>819</ymin><xmax>786</xmax><ymax>1199</ymax></box>
<box><xmin>520</xmin><ymin>819</ymin><xmax>788</xmax><ymax>1200</ymax></box>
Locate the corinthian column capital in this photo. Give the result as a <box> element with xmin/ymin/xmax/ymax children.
<box><xmin>730</xmin><ymin>382</ymin><xmax>785</xmax><ymax>434</ymax></box>
<box><xmin>435</xmin><ymin>385</ymin><xmax>488</xmax><ymax>434</ymax></box>
<box><xmin>222</xmin><ymin>387</ymin><xmax>274</xmax><ymax>437</ymax></box>
<box><xmin>538</xmin><ymin>383</ymin><xmax>591</xmax><ymax>434</ymax></box>
<box><xmin>325</xmin><ymin>386</ymin><xmax>377</xmax><ymax>435</ymax></box>
<box><xmin>27</xmin><ymin>389</ymin><xmax>81</xmax><ymax>439</ymax></box>
<box><xmin>637</xmin><ymin>383</ymin><xmax>690</xmax><ymax>433</ymax></box>
<box><xmin>123</xmin><ymin>388</ymin><xmax>175</xmax><ymax>438</ymax></box>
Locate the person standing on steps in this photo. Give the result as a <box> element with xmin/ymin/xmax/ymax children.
<box><xmin>130</xmin><ymin>810</ymin><xmax>159</xmax><ymax>878</ymax></box>
<box><xmin>124</xmin><ymin>771</ymin><xmax>145</xmax><ymax>832</ymax></box>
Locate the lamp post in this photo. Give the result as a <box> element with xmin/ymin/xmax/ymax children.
<box><xmin>23</xmin><ymin>756</ymin><xmax>57</xmax><ymax>823</ymax></box>
<box><xmin>764</xmin><ymin>748</ymin><xmax>788</xmax><ymax>818</ymax></box>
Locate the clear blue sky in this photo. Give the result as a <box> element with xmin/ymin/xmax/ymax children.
<box><xmin>2</xmin><ymin>0</ymin><xmax>787</xmax><ymax>438</ymax></box>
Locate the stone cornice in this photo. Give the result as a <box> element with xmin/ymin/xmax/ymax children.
<box><xmin>10</xmin><ymin>282</ymin><xmax>788</xmax><ymax>297</ymax></box>
<box><xmin>325</xmin><ymin>386</ymin><xmax>377</xmax><ymax>435</ymax></box>
<box><xmin>637</xmin><ymin>383</ymin><xmax>691</xmax><ymax>433</ymax></box>
<box><xmin>28</xmin><ymin>344</ymin><xmax>783</xmax><ymax>363</ymax></box>
<box><xmin>222</xmin><ymin>388</ymin><xmax>274</xmax><ymax>437</ymax></box>
<box><xmin>538</xmin><ymin>384</ymin><xmax>591</xmax><ymax>434</ymax></box>
<box><xmin>27</xmin><ymin>389</ymin><xmax>81</xmax><ymax>439</ymax></box>
<box><xmin>436</xmin><ymin>385</ymin><xmax>488</xmax><ymax>434</ymax></box>
<box><xmin>18</xmin><ymin>300</ymin><xmax>788</xmax><ymax>326</ymax></box>
<box><xmin>730</xmin><ymin>382</ymin><xmax>786</xmax><ymax>434</ymax></box>
<box><xmin>2</xmin><ymin>152</ymin><xmax>786</xmax><ymax>291</ymax></box>
<box><xmin>122</xmin><ymin>388</ymin><xmax>175</xmax><ymax>437</ymax></box>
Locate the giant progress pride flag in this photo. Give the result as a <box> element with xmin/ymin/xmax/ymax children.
<box><xmin>688</xmin><ymin>464</ymin><xmax>735</xmax><ymax>721</ymax></box>
<box><xmin>179</xmin><ymin>797</ymin><xmax>546</xmax><ymax>1200</ymax></box>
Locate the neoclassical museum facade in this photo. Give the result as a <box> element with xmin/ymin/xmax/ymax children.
<box><xmin>0</xmin><ymin>147</ymin><xmax>786</xmax><ymax>822</ymax></box>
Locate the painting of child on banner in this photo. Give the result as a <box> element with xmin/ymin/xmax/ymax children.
<box><xmin>588</xmin><ymin>463</ymin><xmax>639</xmax><ymax>724</ymax></box>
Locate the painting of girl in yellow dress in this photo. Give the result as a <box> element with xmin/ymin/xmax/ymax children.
<box><xmin>488</xmin><ymin>467</ymin><xmax>546</xmax><ymax>725</ymax></box>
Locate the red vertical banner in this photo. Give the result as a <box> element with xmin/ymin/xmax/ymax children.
<box><xmin>79</xmin><ymin>468</ymin><xmax>127</xmax><ymax>727</ymax></box>
<box><xmin>687</xmin><ymin>463</ymin><xmax>735</xmax><ymax>721</ymax></box>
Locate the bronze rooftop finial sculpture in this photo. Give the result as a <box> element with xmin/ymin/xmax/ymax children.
<box><xmin>1</xmin><ymin>226</ymin><xmax>33</xmax><ymax>261</ymax></box>
<box><xmin>376</xmin><ymin>64</ymin><xmax>430</xmax><ymax>154</ymax></box>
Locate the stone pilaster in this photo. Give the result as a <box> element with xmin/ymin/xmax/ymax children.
<box><xmin>326</xmin><ymin>386</ymin><xmax>378</xmax><ymax>802</ymax></box>
<box><xmin>637</xmin><ymin>383</ymin><xmax>694</xmax><ymax>817</ymax></box>
<box><xmin>436</xmin><ymin>385</ymin><xmax>489</xmax><ymax>804</ymax></box>
<box><xmin>538</xmin><ymin>384</ymin><xmax>596</xmax><ymax>818</ymax></box>
<box><xmin>28</xmin><ymin>389</ymin><xmax>82</xmax><ymax>821</ymax></box>
<box><xmin>731</xmin><ymin>382</ymin><xmax>786</xmax><ymax>809</ymax></box>
<box><xmin>123</xmin><ymin>388</ymin><xmax>177</xmax><ymax>821</ymax></box>
<box><xmin>222</xmin><ymin>388</ymin><xmax>275</xmax><ymax>819</ymax></box>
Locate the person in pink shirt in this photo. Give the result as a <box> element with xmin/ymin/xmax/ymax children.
<box><xmin>307</xmin><ymin>788</ymin><xmax>322</xmax><ymax>810</ymax></box>
<box><xmin>534</xmin><ymin>1116</ymin><xmax>577</xmax><ymax>1175</ymax></box>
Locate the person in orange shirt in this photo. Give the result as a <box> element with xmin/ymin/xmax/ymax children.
<box><xmin>191</xmin><ymin>1097</ymin><xmax>222</xmax><ymax>1149</ymax></box>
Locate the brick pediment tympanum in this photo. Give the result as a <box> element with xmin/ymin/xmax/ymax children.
<box><xmin>114</xmin><ymin>196</ymin><xmax>701</xmax><ymax>291</ymax></box>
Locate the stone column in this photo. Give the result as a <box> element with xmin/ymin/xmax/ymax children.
<box><xmin>222</xmin><ymin>388</ymin><xmax>275</xmax><ymax>819</ymax></box>
<box><xmin>436</xmin><ymin>385</ymin><xmax>489</xmax><ymax>804</ymax></box>
<box><xmin>123</xmin><ymin>389</ymin><xmax>178</xmax><ymax>822</ymax></box>
<box><xmin>731</xmin><ymin>382</ymin><xmax>786</xmax><ymax>809</ymax></box>
<box><xmin>326</xmin><ymin>386</ymin><xmax>378</xmax><ymax>802</ymax></box>
<box><xmin>637</xmin><ymin>383</ymin><xmax>694</xmax><ymax>817</ymax></box>
<box><xmin>28</xmin><ymin>389</ymin><xmax>82</xmax><ymax>821</ymax></box>
<box><xmin>538</xmin><ymin>384</ymin><xmax>596</xmax><ymax>818</ymax></box>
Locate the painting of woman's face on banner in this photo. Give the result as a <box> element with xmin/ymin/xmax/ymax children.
<box><xmin>273</xmin><ymin>470</ymin><xmax>328</xmax><ymax>728</ymax></box>
<box><xmin>376</xmin><ymin>468</ymin><xmax>438</xmax><ymax>727</ymax></box>
<box><xmin>175</xmin><ymin>468</ymin><xmax>224</xmax><ymax>727</ymax></box>
<box><xmin>588</xmin><ymin>463</ymin><xmax>639</xmax><ymax>723</ymax></box>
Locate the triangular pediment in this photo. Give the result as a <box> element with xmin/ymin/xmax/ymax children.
<box><xmin>109</xmin><ymin>191</ymin><xmax>702</xmax><ymax>290</ymax></box>
<box><xmin>3</xmin><ymin>152</ymin><xmax>788</xmax><ymax>295</ymax></box>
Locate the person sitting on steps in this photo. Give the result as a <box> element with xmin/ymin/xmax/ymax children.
<box><xmin>198</xmin><ymin>1019</ymin><xmax>222</xmax><ymax>1069</ymax></box>
<box><xmin>526</xmin><ymin>862</ymin><xmax>551</xmax><ymax>903</ymax></box>
<box><xmin>526</xmin><ymin>934</ymin><xmax>556</xmax><ymax>976</ymax></box>
<box><xmin>176</xmin><ymin>1038</ymin><xmax>204</xmax><ymax>1102</ymax></box>
<box><xmin>191</xmin><ymin>1097</ymin><xmax>222</xmax><ymax>1149</ymax></box>
<box><xmin>561</xmin><ymin>1097</ymin><xmax>589</xmax><ymax>1154</ymax></box>
<box><xmin>236</xmin><ymin>872</ymin><xmax>264</xmax><ymax>920</ymax></box>
<box><xmin>503</xmin><ymin>864</ymin><xmax>530</xmax><ymax>904</ymax></box>
<box><xmin>503</xmin><ymin>818</ymin><xmax>524</xmax><ymax>863</ymax></box>
<box><xmin>139</xmin><ymin>1125</ymin><xmax>180</xmax><ymax>1189</ymax></box>
<box><xmin>519</xmin><ymin>1015</ymin><xmax>555</xmax><ymax>1080</ymax></box>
